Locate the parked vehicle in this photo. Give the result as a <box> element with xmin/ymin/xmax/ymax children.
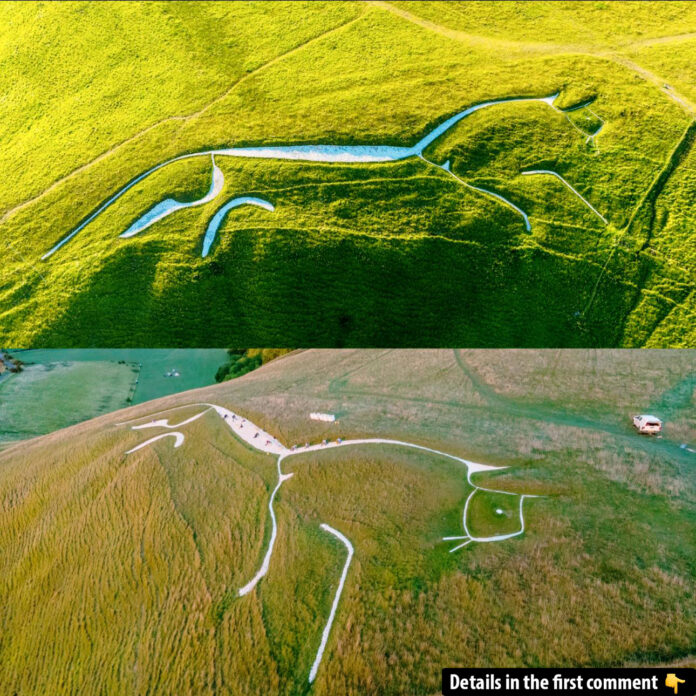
<box><xmin>632</xmin><ymin>414</ymin><xmax>662</xmax><ymax>434</ymax></box>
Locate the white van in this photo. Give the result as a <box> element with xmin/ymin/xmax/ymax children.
<box><xmin>632</xmin><ymin>415</ymin><xmax>662</xmax><ymax>434</ymax></box>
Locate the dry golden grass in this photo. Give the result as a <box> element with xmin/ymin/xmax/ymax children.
<box><xmin>0</xmin><ymin>349</ymin><xmax>693</xmax><ymax>694</ymax></box>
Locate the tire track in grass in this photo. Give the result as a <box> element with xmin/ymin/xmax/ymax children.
<box><xmin>368</xmin><ymin>1</ymin><xmax>559</xmax><ymax>53</ymax></box>
<box><xmin>626</xmin><ymin>32</ymin><xmax>696</xmax><ymax>50</ymax></box>
<box><xmin>451</xmin><ymin>349</ymin><xmax>695</xmax><ymax>461</ymax></box>
<box><xmin>584</xmin><ymin>121</ymin><xmax>696</xmax><ymax>320</ymax></box>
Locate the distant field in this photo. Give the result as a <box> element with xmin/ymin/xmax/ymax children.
<box><xmin>0</xmin><ymin>349</ymin><xmax>227</xmax><ymax>442</ymax></box>
<box><xmin>16</xmin><ymin>348</ymin><xmax>228</xmax><ymax>404</ymax></box>
<box><xmin>0</xmin><ymin>349</ymin><xmax>693</xmax><ymax>694</ymax></box>
<box><xmin>1</xmin><ymin>2</ymin><xmax>695</xmax><ymax>347</ymax></box>
<box><xmin>0</xmin><ymin>360</ymin><xmax>135</xmax><ymax>442</ymax></box>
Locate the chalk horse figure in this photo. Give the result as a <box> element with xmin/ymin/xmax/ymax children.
<box><xmin>42</xmin><ymin>92</ymin><xmax>608</xmax><ymax>261</ymax></box>
<box><xmin>120</xmin><ymin>402</ymin><xmax>539</xmax><ymax>685</ymax></box>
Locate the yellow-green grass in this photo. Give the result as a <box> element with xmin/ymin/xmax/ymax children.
<box><xmin>625</xmin><ymin>38</ymin><xmax>696</xmax><ymax>107</ymax></box>
<box><xmin>1</xmin><ymin>2</ymin><xmax>695</xmax><ymax>346</ymax></box>
<box><xmin>0</xmin><ymin>1</ymin><xmax>362</xmax><ymax>214</ymax></box>
<box><xmin>0</xmin><ymin>349</ymin><xmax>694</xmax><ymax>694</ymax></box>
<box><xmin>389</xmin><ymin>1</ymin><xmax>696</xmax><ymax>50</ymax></box>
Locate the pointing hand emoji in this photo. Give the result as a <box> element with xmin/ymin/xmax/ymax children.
<box><xmin>665</xmin><ymin>673</ymin><xmax>685</xmax><ymax>695</ymax></box>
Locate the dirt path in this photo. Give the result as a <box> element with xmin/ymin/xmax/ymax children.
<box><xmin>626</xmin><ymin>32</ymin><xmax>696</xmax><ymax>50</ymax></box>
<box><xmin>368</xmin><ymin>1</ymin><xmax>558</xmax><ymax>53</ymax></box>
<box><xmin>370</xmin><ymin>0</ymin><xmax>696</xmax><ymax>116</ymax></box>
<box><xmin>604</xmin><ymin>54</ymin><xmax>696</xmax><ymax>114</ymax></box>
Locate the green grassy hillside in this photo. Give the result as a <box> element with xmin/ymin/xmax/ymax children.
<box><xmin>1</xmin><ymin>1</ymin><xmax>695</xmax><ymax>346</ymax></box>
<box><xmin>0</xmin><ymin>349</ymin><xmax>694</xmax><ymax>694</ymax></box>
<box><xmin>0</xmin><ymin>359</ymin><xmax>137</xmax><ymax>442</ymax></box>
<box><xmin>15</xmin><ymin>348</ymin><xmax>229</xmax><ymax>403</ymax></box>
<box><xmin>0</xmin><ymin>349</ymin><xmax>229</xmax><ymax>442</ymax></box>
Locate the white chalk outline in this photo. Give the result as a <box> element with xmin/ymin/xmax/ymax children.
<box><xmin>308</xmin><ymin>524</ymin><xmax>354</xmax><ymax>684</ymax></box>
<box><xmin>122</xmin><ymin>402</ymin><xmax>540</xmax><ymax>683</ymax></box>
<box><xmin>121</xmin><ymin>403</ymin><xmax>537</xmax><ymax>574</ymax></box>
<box><xmin>125</xmin><ymin>431</ymin><xmax>185</xmax><ymax>453</ymax></box>
<box><xmin>42</xmin><ymin>93</ymin><xmax>563</xmax><ymax>259</ymax></box>
<box><xmin>119</xmin><ymin>155</ymin><xmax>225</xmax><ymax>239</ymax></box>
<box><xmin>202</xmin><ymin>196</ymin><xmax>275</xmax><ymax>257</ymax></box>
<box><xmin>421</xmin><ymin>155</ymin><xmax>532</xmax><ymax>231</ymax></box>
<box><xmin>444</xmin><ymin>488</ymin><xmax>537</xmax><ymax>550</ymax></box>
<box><xmin>521</xmin><ymin>169</ymin><xmax>608</xmax><ymax>224</ymax></box>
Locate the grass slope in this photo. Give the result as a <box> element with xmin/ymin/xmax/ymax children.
<box><xmin>0</xmin><ymin>359</ymin><xmax>136</xmax><ymax>442</ymax></box>
<box><xmin>15</xmin><ymin>348</ymin><xmax>229</xmax><ymax>404</ymax></box>
<box><xmin>1</xmin><ymin>2</ymin><xmax>695</xmax><ymax>346</ymax></box>
<box><xmin>0</xmin><ymin>349</ymin><xmax>228</xmax><ymax>442</ymax></box>
<box><xmin>0</xmin><ymin>349</ymin><xmax>694</xmax><ymax>694</ymax></box>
